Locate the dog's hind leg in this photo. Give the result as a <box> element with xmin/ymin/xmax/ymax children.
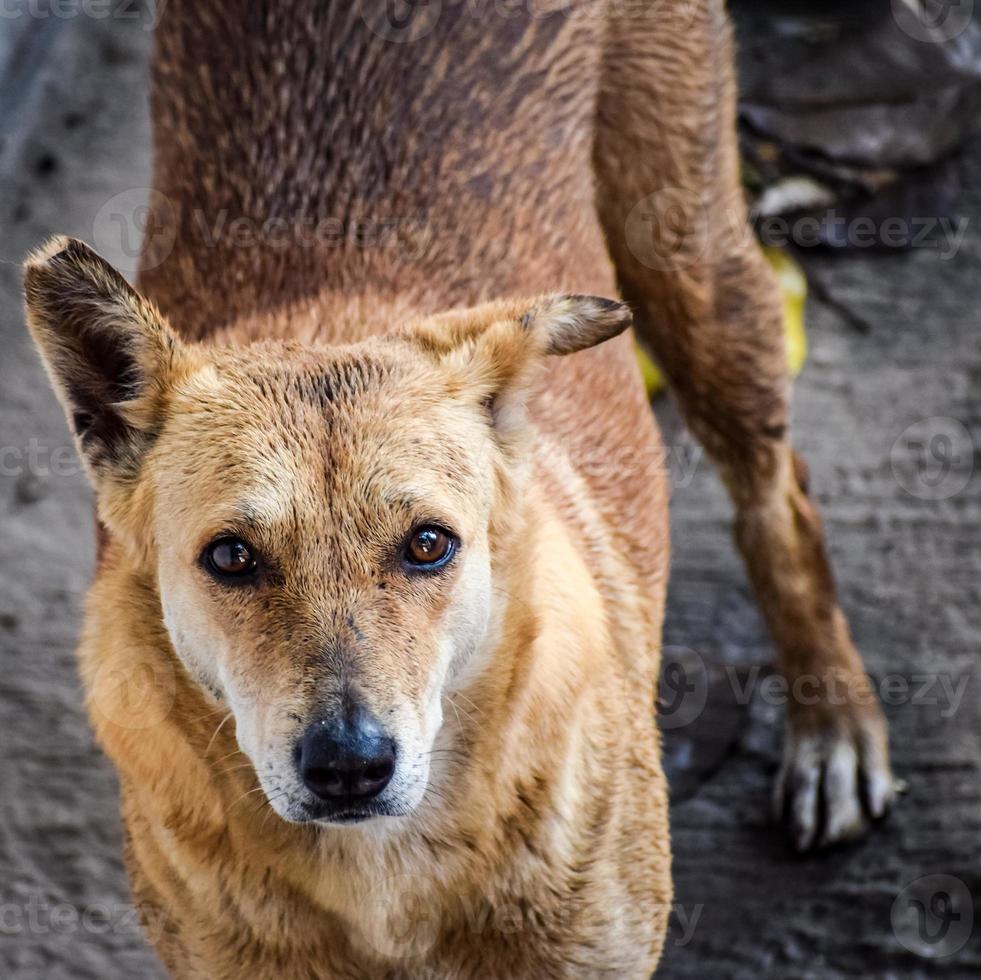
<box><xmin>593</xmin><ymin>0</ymin><xmax>898</xmax><ymax>850</ymax></box>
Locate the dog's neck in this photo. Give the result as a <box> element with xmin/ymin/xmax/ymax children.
<box><xmin>209</xmin><ymin>287</ymin><xmax>488</xmax><ymax>349</ymax></box>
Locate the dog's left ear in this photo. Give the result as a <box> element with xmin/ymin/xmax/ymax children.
<box><xmin>23</xmin><ymin>236</ymin><xmax>187</xmax><ymax>490</ymax></box>
<box><xmin>407</xmin><ymin>294</ymin><xmax>631</xmax><ymax>438</ymax></box>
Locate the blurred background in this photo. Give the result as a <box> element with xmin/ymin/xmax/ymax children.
<box><xmin>0</xmin><ymin>1</ymin><xmax>979</xmax><ymax>977</ymax></box>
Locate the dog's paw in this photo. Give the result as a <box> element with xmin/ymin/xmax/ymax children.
<box><xmin>772</xmin><ymin>709</ymin><xmax>902</xmax><ymax>851</ymax></box>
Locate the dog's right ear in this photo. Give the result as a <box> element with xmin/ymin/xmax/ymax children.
<box><xmin>403</xmin><ymin>294</ymin><xmax>631</xmax><ymax>452</ymax></box>
<box><xmin>23</xmin><ymin>237</ymin><xmax>186</xmax><ymax>488</ymax></box>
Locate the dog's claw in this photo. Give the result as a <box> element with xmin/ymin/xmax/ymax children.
<box><xmin>773</xmin><ymin>718</ymin><xmax>899</xmax><ymax>851</ymax></box>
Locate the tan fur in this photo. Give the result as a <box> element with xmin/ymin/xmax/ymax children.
<box><xmin>23</xmin><ymin>0</ymin><xmax>893</xmax><ymax>976</ymax></box>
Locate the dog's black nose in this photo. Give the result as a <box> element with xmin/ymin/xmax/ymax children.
<box><xmin>296</xmin><ymin>704</ymin><xmax>396</xmax><ymax>803</ymax></box>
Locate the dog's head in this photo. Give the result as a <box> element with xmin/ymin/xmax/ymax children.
<box><xmin>24</xmin><ymin>238</ymin><xmax>629</xmax><ymax>826</ymax></box>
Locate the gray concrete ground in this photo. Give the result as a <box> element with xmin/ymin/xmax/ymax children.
<box><xmin>0</xmin><ymin>10</ymin><xmax>978</xmax><ymax>980</ymax></box>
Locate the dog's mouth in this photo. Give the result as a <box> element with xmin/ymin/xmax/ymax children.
<box><xmin>318</xmin><ymin>810</ymin><xmax>373</xmax><ymax>825</ymax></box>
<box><xmin>295</xmin><ymin>797</ymin><xmax>408</xmax><ymax>827</ymax></box>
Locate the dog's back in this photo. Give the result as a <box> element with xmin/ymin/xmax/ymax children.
<box><xmin>142</xmin><ymin>1</ymin><xmax>611</xmax><ymax>333</ymax></box>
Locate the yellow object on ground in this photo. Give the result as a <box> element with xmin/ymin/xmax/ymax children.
<box><xmin>766</xmin><ymin>245</ymin><xmax>808</xmax><ymax>379</ymax></box>
<box><xmin>636</xmin><ymin>245</ymin><xmax>808</xmax><ymax>397</ymax></box>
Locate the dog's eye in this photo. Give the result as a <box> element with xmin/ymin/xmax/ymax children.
<box><xmin>404</xmin><ymin>526</ymin><xmax>455</xmax><ymax>569</ymax></box>
<box><xmin>204</xmin><ymin>537</ymin><xmax>258</xmax><ymax>579</ymax></box>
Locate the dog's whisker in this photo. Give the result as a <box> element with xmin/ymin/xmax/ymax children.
<box><xmin>211</xmin><ymin>749</ymin><xmax>244</xmax><ymax>767</ymax></box>
<box><xmin>215</xmin><ymin>763</ymin><xmax>256</xmax><ymax>779</ymax></box>
<box><xmin>451</xmin><ymin>692</ymin><xmax>483</xmax><ymax>717</ymax></box>
<box><xmin>423</xmin><ymin>747</ymin><xmax>466</xmax><ymax>757</ymax></box>
<box><xmin>447</xmin><ymin>696</ymin><xmax>481</xmax><ymax>730</ymax></box>
<box><xmin>189</xmin><ymin>704</ymin><xmax>228</xmax><ymax>720</ymax></box>
<box><xmin>259</xmin><ymin>791</ymin><xmax>289</xmax><ymax>832</ymax></box>
<box><xmin>247</xmin><ymin>797</ymin><xmax>271</xmax><ymax>820</ymax></box>
<box><xmin>422</xmin><ymin>784</ymin><xmax>454</xmax><ymax>809</ymax></box>
<box><xmin>422</xmin><ymin>748</ymin><xmax>468</xmax><ymax>766</ymax></box>
<box><xmin>226</xmin><ymin>786</ymin><xmax>266</xmax><ymax>813</ymax></box>
<box><xmin>205</xmin><ymin>711</ymin><xmax>235</xmax><ymax>755</ymax></box>
<box><xmin>446</xmin><ymin>697</ymin><xmax>466</xmax><ymax>731</ymax></box>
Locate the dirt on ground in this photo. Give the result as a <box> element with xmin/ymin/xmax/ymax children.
<box><xmin>1</xmin><ymin>11</ymin><xmax>978</xmax><ymax>980</ymax></box>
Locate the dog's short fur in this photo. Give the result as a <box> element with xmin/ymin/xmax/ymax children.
<box><xmin>24</xmin><ymin>1</ymin><xmax>896</xmax><ymax>976</ymax></box>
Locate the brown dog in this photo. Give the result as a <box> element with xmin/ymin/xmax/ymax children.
<box><xmin>23</xmin><ymin>1</ymin><xmax>896</xmax><ymax>976</ymax></box>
